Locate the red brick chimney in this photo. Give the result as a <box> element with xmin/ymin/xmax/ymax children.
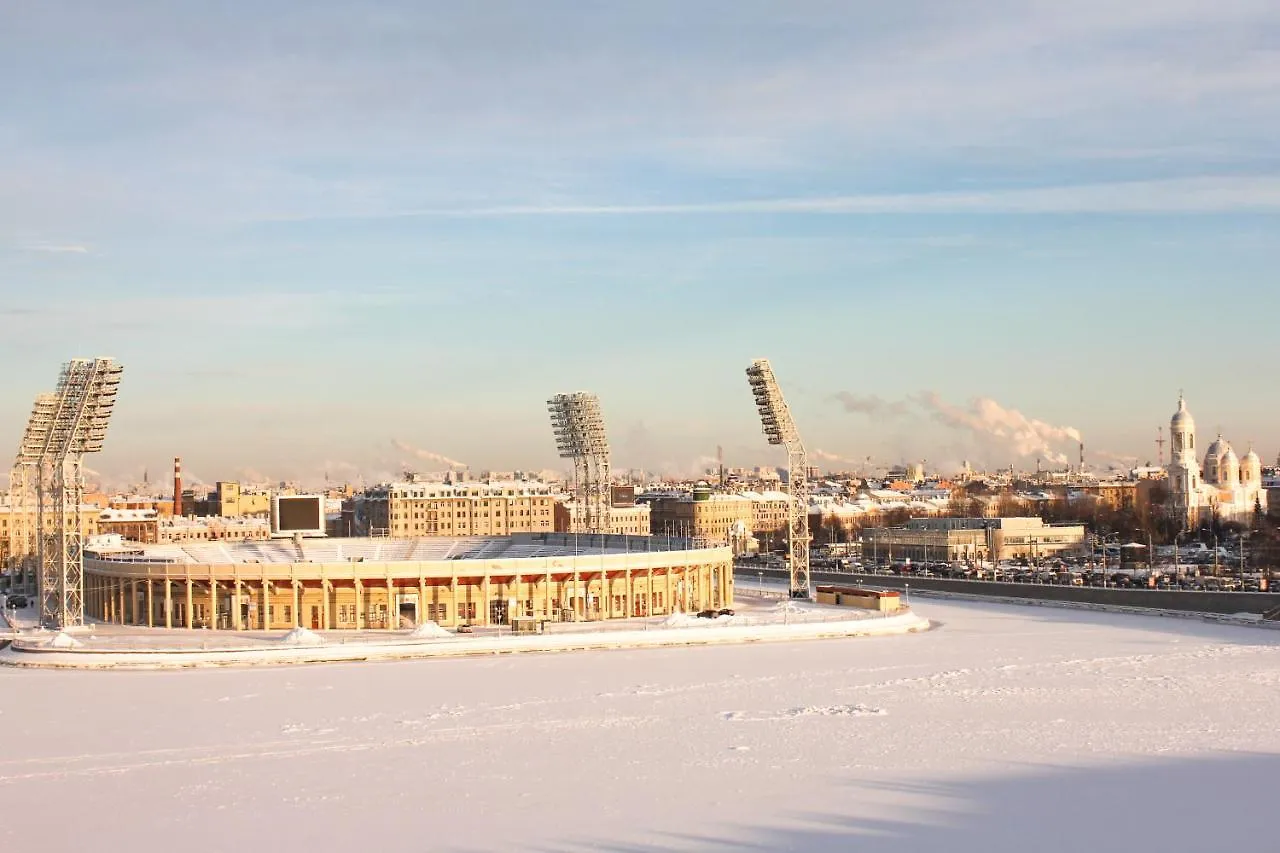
<box><xmin>173</xmin><ymin>456</ymin><xmax>182</xmax><ymax>518</ymax></box>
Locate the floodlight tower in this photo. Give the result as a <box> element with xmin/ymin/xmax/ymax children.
<box><xmin>9</xmin><ymin>393</ymin><xmax>57</xmax><ymax>595</ymax></box>
<box><xmin>36</xmin><ymin>358</ymin><xmax>123</xmax><ymax>628</ymax></box>
<box><xmin>547</xmin><ymin>392</ymin><xmax>611</xmax><ymax>535</ymax></box>
<box><xmin>746</xmin><ymin>358</ymin><xmax>811</xmax><ymax>598</ymax></box>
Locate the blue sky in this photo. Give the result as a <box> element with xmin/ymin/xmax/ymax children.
<box><xmin>2</xmin><ymin>0</ymin><xmax>1278</xmax><ymax>486</ymax></box>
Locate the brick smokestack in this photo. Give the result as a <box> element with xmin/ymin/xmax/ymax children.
<box><xmin>173</xmin><ymin>456</ymin><xmax>182</xmax><ymax>518</ymax></box>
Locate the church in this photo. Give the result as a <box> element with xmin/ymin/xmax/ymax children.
<box><xmin>1166</xmin><ymin>396</ymin><xmax>1267</xmax><ymax>527</ymax></box>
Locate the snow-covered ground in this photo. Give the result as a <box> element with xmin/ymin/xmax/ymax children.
<box><xmin>0</xmin><ymin>597</ymin><xmax>927</xmax><ymax>668</ymax></box>
<box><xmin>2</xmin><ymin>598</ymin><xmax>1279</xmax><ymax>852</ymax></box>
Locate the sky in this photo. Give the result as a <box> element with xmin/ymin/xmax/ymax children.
<box><xmin>2</xmin><ymin>0</ymin><xmax>1278</xmax><ymax>487</ymax></box>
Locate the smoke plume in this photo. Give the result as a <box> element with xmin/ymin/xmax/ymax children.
<box><xmin>390</xmin><ymin>439</ymin><xmax>467</xmax><ymax>469</ymax></box>
<box><xmin>914</xmin><ymin>392</ymin><xmax>1081</xmax><ymax>465</ymax></box>
<box><xmin>829</xmin><ymin>392</ymin><xmax>910</xmax><ymax>418</ymax></box>
<box><xmin>811</xmin><ymin>449</ymin><xmax>861</xmax><ymax>467</ymax></box>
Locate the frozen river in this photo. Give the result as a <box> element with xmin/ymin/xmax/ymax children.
<box><xmin>2</xmin><ymin>598</ymin><xmax>1277</xmax><ymax>852</ymax></box>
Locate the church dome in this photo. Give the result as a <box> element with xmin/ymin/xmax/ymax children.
<box><xmin>1221</xmin><ymin>447</ymin><xmax>1241</xmax><ymax>485</ymax></box>
<box><xmin>1203</xmin><ymin>436</ymin><xmax>1230</xmax><ymax>482</ymax></box>
<box><xmin>1242</xmin><ymin>448</ymin><xmax>1262</xmax><ymax>484</ymax></box>
<box><xmin>1171</xmin><ymin>397</ymin><xmax>1195</xmax><ymax>432</ymax></box>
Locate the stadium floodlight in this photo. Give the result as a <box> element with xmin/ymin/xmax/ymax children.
<box><xmin>547</xmin><ymin>392</ymin><xmax>612</xmax><ymax>535</ymax></box>
<box><xmin>745</xmin><ymin>359</ymin><xmax>811</xmax><ymax>598</ymax></box>
<box><xmin>34</xmin><ymin>357</ymin><xmax>124</xmax><ymax>629</ymax></box>
<box><xmin>7</xmin><ymin>393</ymin><xmax>58</xmax><ymax>594</ymax></box>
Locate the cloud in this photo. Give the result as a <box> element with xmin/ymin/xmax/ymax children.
<box><xmin>297</xmin><ymin>176</ymin><xmax>1280</xmax><ymax>220</ymax></box>
<box><xmin>914</xmin><ymin>392</ymin><xmax>1082</xmax><ymax>466</ymax></box>
<box><xmin>811</xmin><ymin>449</ymin><xmax>861</xmax><ymax>468</ymax></box>
<box><xmin>390</xmin><ymin>439</ymin><xmax>467</xmax><ymax>469</ymax></box>
<box><xmin>22</xmin><ymin>243</ymin><xmax>89</xmax><ymax>254</ymax></box>
<box><xmin>829</xmin><ymin>392</ymin><xmax>911</xmax><ymax>419</ymax></box>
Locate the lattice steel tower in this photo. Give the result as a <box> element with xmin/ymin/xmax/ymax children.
<box><xmin>34</xmin><ymin>358</ymin><xmax>124</xmax><ymax>629</ymax></box>
<box><xmin>8</xmin><ymin>394</ymin><xmax>57</xmax><ymax>595</ymax></box>
<box><xmin>746</xmin><ymin>359</ymin><xmax>811</xmax><ymax>598</ymax></box>
<box><xmin>548</xmin><ymin>392</ymin><xmax>612</xmax><ymax>535</ymax></box>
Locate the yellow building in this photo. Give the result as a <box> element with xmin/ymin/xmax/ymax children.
<box><xmin>1</xmin><ymin>501</ymin><xmax>101</xmax><ymax>567</ymax></box>
<box><xmin>212</xmin><ymin>482</ymin><xmax>272</xmax><ymax>517</ymax></box>
<box><xmin>363</xmin><ymin>480</ymin><xmax>557</xmax><ymax>537</ymax></box>
<box><xmin>554</xmin><ymin>501</ymin><xmax>652</xmax><ymax>536</ymax></box>
<box><xmin>83</xmin><ymin>534</ymin><xmax>733</xmax><ymax>631</ymax></box>
<box><xmin>646</xmin><ymin>488</ymin><xmax>754</xmax><ymax>544</ymax></box>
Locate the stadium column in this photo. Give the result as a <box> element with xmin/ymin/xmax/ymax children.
<box><xmin>418</xmin><ymin>575</ymin><xmax>426</xmax><ymax>626</ymax></box>
<box><xmin>354</xmin><ymin>580</ymin><xmax>364</xmax><ymax>630</ymax></box>
<box><xmin>646</xmin><ymin>566</ymin><xmax>653</xmax><ymax>616</ymax></box>
<box><xmin>185</xmin><ymin>580</ymin><xmax>193</xmax><ymax>629</ymax></box>
<box><xmin>385</xmin><ymin>578</ymin><xmax>393</xmax><ymax>630</ymax></box>
<box><xmin>625</xmin><ymin>569</ymin><xmax>632</xmax><ymax>618</ymax></box>
<box><xmin>666</xmin><ymin>567</ymin><xmax>673</xmax><ymax>615</ymax></box>
<box><xmin>261</xmin><ymin>580</ymin><xmax>271</xmax><ymax>630</ymax></box>
<box><xmin>144</xmin><ymin>580</ymin><xmax>154</xmax><ymax>627</ymax></box>
<box><xmin>514</xmin><ymin>573</ymin><xmax>522</xmax><ymax>621</ymax></box>
<box><xmin>208</xmin><ymin>580</ymin><xmax>217</xmax><ymax>631</ymax></box>
<box><xmin>116</xmin><ymin>579</ymin><xmax>124</xmax><ymax>624</ymax></box>
<box><xmin>163</xmin><ymin>579</ymin><xmax>172</xmax><ymax>629</ymax></box>
<box><xmin>481</xmin><ymin>574</ymin><xmax>490</xmax><ymax>626</ymax></box>
<box><xmin>545</xmin><ymin>563</ymin><xmax>555</xmax><ymax>617</ymax></box>
<box><xmin>233</xmin><ymin>579</ymin><xmax>242</xmax><ymax>630</ymax></box>
<box><xmin>449</xmin><ymin>575</ymin><xmax>458</xmax><ymax>626</ymax></box>
<box><xmin>292</xmin><ymin>580</ymin><xmax>301</xmax><ymax>629</ymax></box>
<box><xmin>321</xmin><ymin>579</ymin><xmax>332</xmax><ymax>630</ymax></box>
<box><xmin>572</xmin><ymin>569</ymin><xmax>580</xmax><ymax>620</ymax></box>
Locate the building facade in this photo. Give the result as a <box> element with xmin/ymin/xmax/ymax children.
<box><xmin>360</xmin><ymin>480</ymin><xmax>558</xmax><ymax>538</ymax></box>
<box><xmin>861</xmin><ymin>517</ymin><xmax>1087</xmax><ymax>564</ymax></box>
<box><xmin>83</xmin><ymin>534</ymin><xmax>733</xmax><ymax>632</ymax></box>
<box><xmin>1167</xmin><ymin>396</ymin><xmax>1267</xmax><ymax>527</ymax></box>
<box><xmin>645</xmin><ymin>488</ymin><xmax>754</xmax><ymax>545</ymax></box>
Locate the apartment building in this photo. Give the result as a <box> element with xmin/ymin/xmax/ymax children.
<box><xmin>362</xmin><ymin>480</ymin><xmax>557</xmax><ymax>537</ymax></box>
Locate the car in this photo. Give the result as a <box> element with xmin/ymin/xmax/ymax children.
<box><xmin>5</xmin><ymin>594</ymin><xmax>28</xmax><ymax>609</ymax></box>
<box><xmin>696</xmin><ymin>609</ymin><xmax>718</xmax><ymax>619</ymax></box>
<box><xmin>455</xmin><ymin>623</ymin><xmax>473</xmax><ymax>633</ymax></box>
<box><xmin>717</xmin><ymin>608</ymin><xmax>735</xmax><ymax>617</ymax></box>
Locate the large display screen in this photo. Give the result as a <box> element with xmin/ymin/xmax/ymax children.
<box><xmin>273</xmin><ymin>495</ymin><xmax>324</xmax><ymax>536</ymax></box>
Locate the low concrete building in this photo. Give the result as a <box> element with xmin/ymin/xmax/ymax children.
<box><xmin>861</xmin><ymin>517</ymin><xmax>1087</xmax><ymax>564</ymax></box>
<box><xmin>815</xmin><ymin>585</ymin><xmax>902</xmax><ymax>613</ymax></box>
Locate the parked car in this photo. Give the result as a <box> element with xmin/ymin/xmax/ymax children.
<box><xmin>5</xmin><ymin>594</ymin><xmax>28</xmax><ymax>609</ymax></box>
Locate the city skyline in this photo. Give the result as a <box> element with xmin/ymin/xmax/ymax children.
<box><xmin>3</xmin><ymin>1</ymin><xmax>1278</xmax><ymax>482</ymax></box>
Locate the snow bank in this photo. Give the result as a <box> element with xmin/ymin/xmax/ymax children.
<box><xmin>0</xmin><ymin>610</ymin><xmax>932</xmax><ymax>670</ymax></box>
<box><xmin>280</xmin><ymin>627</ymin><xmax>325</xmax><ymax>647</ymax></box>
<box><xmin>46</xmin><ymin>632</ymin><xmax>84</xmax><ymax>650</ymax></box>
<box><xmin>408</xmin><ymin>621</ymin><xmax>453</xmax><ymax>639</ymax></box>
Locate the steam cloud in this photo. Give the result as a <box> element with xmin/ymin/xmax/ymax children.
<box><xmin>390</xmin><ymin>439</ymin><xmax>467</xmax><ymax>469</ymax></box>
<box><xmin>829</xmin><ymin>392</ymin><xmax>910</xmax><ymax>418</ymax></box>
<box><xmin>812</xmin><ymin>449</ymin><xmax>861</xmax><ymax>467</ymax></box>
<box><xmin>914</xmin><ymin>392</ymin><xmax>1081</xmax><ymax>466</ymax></box>
<box><xmin>830</xmin><ymin>389</ymin><xmax>1085</xmax><ymax>466</ymax></box>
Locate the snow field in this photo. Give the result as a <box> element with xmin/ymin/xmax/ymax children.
<box><xmin>1</xmin><ymin>598</ymin><xmax>1278</xmax><ymax>852</ymax></box>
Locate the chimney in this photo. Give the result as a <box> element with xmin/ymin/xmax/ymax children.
<box><xmin>173</xmin><ymin>456</ymin><xmax>182</xmax><ymax>518</ymax></box>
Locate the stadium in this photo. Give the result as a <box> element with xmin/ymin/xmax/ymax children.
<box><xmin>82</xmin><ymin>533</ymin><xmax>734</xmax><ymax>632</ymax></box>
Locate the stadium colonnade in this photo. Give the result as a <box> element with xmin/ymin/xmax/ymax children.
<box><xmin>83</xmin><ymin>533</ymin><xmax>734</xmax><ymax>631</ymax></box>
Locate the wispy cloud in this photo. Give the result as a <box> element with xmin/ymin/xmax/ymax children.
<box><xmin>266</xmin><ymin>176</ymin><xmax>1280</xmax><ymax>222</ymax></box>
<box><xmin>23</xmin><ymin>243</ymin><xmax>90</xmax><ymax>254</ymax></box>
